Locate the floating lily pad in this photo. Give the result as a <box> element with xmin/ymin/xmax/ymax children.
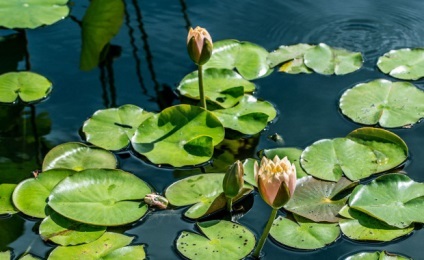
<box><xmin>300</xmin><ymin>138</ymin><xmax>377</xmax><ymax>182</ymax></box>
<box><xmin>42</xmin><ymin>142</ymin><xmax>117</xmax><ymax>172</ymax></box>
<box><xmin>132</xmin><ymin>104</ymin><xmax>225</xmax><ymax>167</ymax></box>
<box><xmin>0</xmin><ymin>184</ymin><xmax>18</xmax><ymax>214</ymax></box>
<box><xmin>212</xmin><ymin>95</ymin><xmax>276</xmax><ymax>135</ymax></box>
<box><xmin>48</xmin><ymin>169</ymin><xmax>151</xmax><ymax>226</ymax></box>
<box><xmin>12</xmin><ymin>169</ymin><xmax>74</xmax><ymax>218</ymax></box>
<box><xmin>0</xmin><ymin>72</ymin><xmax>52</xmax><ymax>104</ymax></box>
<box><xmin>203</xmin><ymin>39</ymin><xmax>272</xmax><ymax>80</ymax></box>
<box><xmin>349</xmin><ymin>173</ymin><xmax>424</xmax><ymax>228</ymax></box>
<box><xmin>284</xmin><ymin>176</ymin><xmax>356</xmax><ymax>222</ymax></box>
<box><xmin>18</xmin><ymin>254</ymin><xmax>41</xmax><ymax>260</ymax></box>
<box><xmin>268</xmin><ymin>44</ymin><xmax>314</xmax><ymax>68</ymax></box>
<box><xmin>242</xmin><ymin>158</ymin><xmax>257</xmax><ymax>187</ymax></box>
<box><xmin>80</xmin><ymin>0</ymin><xmax>124</xmax><ymax>70</ymax></box>
<box><xmin>176</xmin><ymin>220</ymin><xmax>255</xmax><ymax>260</ymax></box>
<box><xmin>177</xmin><ymin>68</ymin><xmax>255</xmax><ymax>108</ymax></box>
<box><xmin>0</xmin><ymin>251</ymin><xmax>10</xmax><ymax>260</ymax></box>
<box><xmin>304</xmin><ymin>43</ymin><xmax>363</xmax><ymax>75</ymax></box>
<box><xmin>0</xmin><ymin>0</ymin><xmax>69</xmax><ymax>29</ymax></box>
<box><xmin>102</xmin><ymin>246</ymin><xmax>146</xmax><ymax>260</ymax></box>
<box><xmin>377</xmin><ymin>48</ymin><xmax>424</xmax><ymax>80</ymax></box>
<box><xmin>339</xmin><ymin>206</ymin><xmax>414</xmax><ymax>242</ymax></box>
<box><xmin>261</xmin><ymin>147</ymin><xmax>308</xmax><ymax>178</ymax></box>
<box><xmin>344</xmin><ymin>251</ymin><xmax>411</xmax><ymax>260</ymax></box>
<box><xmin>39</xmin><ymin>211</ymin><xmax>106</xmax><ymax>246</ymax></box>
<box><xmin>83</xmin><ymin>104</ymin><xmax>153</xmax><ymax>151</ymax></box>
<box><xmin>270</xmin><ymin>214</ymin><xmax>340</xmax><ymax>250</ymax></box>
<box><xmin>278</xmin><ymin>57</ymin><xmax>313</xmax><ymax>74</ymax></box>
<box><xmin>340</xmin><ymin>79</ymin><xmax>424</xmax><ymax>128</ymax></box>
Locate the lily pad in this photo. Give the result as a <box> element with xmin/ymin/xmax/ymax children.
<box><xmin>377</xmin><ymin>48</ymin><xmax>424</xmax><ymax>80</ymax></box>
<box><xmin>212</xmin><ymin>95</ymin><xmax>277</xmax><ymax>135</ymax></box>
<box><xmin>42</xmin><ymin>142</ymin><xmax>117</xmax><ymax>172</ymax></box>
<box><xmin>48</xmin><ymin>169</ymin><xmax>151</xmax><ymax>226</ymax></box>
<box><xmin>242</xmin><ymin>158</ymin><xmax>257</xmax><ymax>187</ymax></box>
<box><xmin>82</xmin><ymin>104</ymin><xmax>153</xmax><ymax>151</ymax></box>
<box><xmin>349</xmin><ymin>173</ymin><xmax>424</xmax><ymax>228</ymax></box>
<box><xmin>0</xmin><ymin>72</ymin><xmax>52</xmax><ymax>104</ymax></box>
<box><xmin>300</xmin><ymin>138</ymin><xmax>377</xmax><ymax>182</ymax></box>
<box><xmin>12</xmin><ymin>169</ymin><xmax>74</xmax><ymax>218</ymax></box>
<box><xmin>203</xmin><ymin>39</ymin><xmax>273</xmax><ymax>80</ymax></box>
<box><xmin>339</xmin><ymin>79</ymin><xmax>424</xmax><ymax>128</ymax></box>
<box><xmin>39</xmin><ymin>211</ymin><xmax>106</xmax><ymax>246</ymax></box>
<box><xmin>261</xmin><ymin>147</ymin><xmax>308</xmax><ymax>178</ymax></box>
<box><xmin>270</xmin><ymin>214</ymin><xmax>340</xmax><ymax>250</ymax></box>
<box><xmin>18</xmin><ymin>254</ymin><xmax>41</xmax><ymax>260</ymax></box>
<box><xmin>285</xmin><ymin>176</ymin><xmax>356</xmax><ymax>222</ymax></box>
<box><xmin>267</xmin><ymin>43</ymin><xmax>314</xmax><ymax>68</ymax></box>
<box><xmin>339</xmin><ymin>206</ymin><xmax>414</xmax><ymax>242</ymax></box>
<box><xmin>344</xmin><ymin>251</ymin><xmax>411</xmax><ymax>260</ymax></box>
<box><xmin>177</xmin><ymin>68</ymin><xmax>255</xmax><ymax>108</ymax></box>
<box><xmin>0</xmin><ymin>0</ymin><xmax>69</xmax><ymax>29</ymax></box>
<box><xmin>304</xmin><ymin>43</ymin><xmax>363</xmax><ymax>75</ymax></box>
<box><xmin>132</xmin><ymin>104</ymin><xmax>225</xmax><ymax>167</ymax></box>
<box><xmin>176</xmin><ymin>220</ymin><xmax>255</xmax><ymax>260</ymax></box>
<box><xmin>278</xmin><ymin>57</ymin><xmax>313</xmax><ymax>74</ymax></box>
<box><xmin>0</xmin><ymin>251</ymin><xmax>10</xmax><ymax>260</ymax></box>
<box><xmin>102</xmin><ymin>246</ymin><xmax>146</xmax><ymax>260</ymax></box>
<box><xmin>0</xmin><ymin>184</ymin><xmax>18</xmax><ymax>214</ymax></box>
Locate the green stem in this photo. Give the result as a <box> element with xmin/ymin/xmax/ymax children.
<box><xmin>252</xmin><ymin>207</ymin><xmax>278</xmax><ymax>259</ymax></box>
<box><xmin>226</xmin><ymin>197</ymin><xmax>233</xmax><ymax>212</ymax></box>
<box><xmin>198</xmin><ymin>64</ymin><xmax>207</xmax><ymax>110</ymax></box>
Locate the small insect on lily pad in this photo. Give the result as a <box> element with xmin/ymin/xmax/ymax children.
<box><xmin>176</xmin><ymin>220</ymin><xmax>255</xmax><ymax>260</ymax></box>
<box><xmin>344</xmin><ymin>250</ymin><xmax>411</xmax><ymax>260</ymax></box>
<box><xmin>377</xmin><ymin>48</ymin><xmax>424</xmax><ymax>80</ymax></box>
<box><xmin>339</xmin><ymin>79</ymin><xmax>424</xmax><ymax>128</ymax></box>
<box><xmin>0</xmin><ymin>184</ymin><xmax>18</xmax><ymax>215</ymax></box>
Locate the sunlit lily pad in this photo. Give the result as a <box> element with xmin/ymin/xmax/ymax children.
<box><xmin>270</xmin><ymin>214</ymin><xmax>340</xmax><ymax>250</ymax></box>
<box><xmin>349</xmin><ymin>173</ymin><xmax>424</xmax><ymax>228</ymax></box>
<box><xmin>102</xmin><ymin>246</ymin><xmax>146</xmax><ymax>260</ymax></box>
<box><xmin>0</xmin><ymin>72</ymin><xmax>52</xmax><ymax>104</ymax></box>
<box><xmin>261</xmin><ymin>147</ymin><xmax>308</xmax><ymax>178</ymax></box>
<box><xmin>0</xmin><ymin>0</ymin><xmax>69</xmax><ymax>29</ymax></box>
<box><xmin>176</xmin><ymin>220</ymin><xmax>255</xmax><ymax>260</ymax></box>
<box><xmin>304</xmin><ymin>43</ymin><xmax>363</xmax><ymax>75</ymax></box>
<box><xmin>377</xmin><ymin>48</ymin><xmax>424</xmax><ymax>80</ymax></box>
<box><xmin>268</xmin><ymin>44</ymin><xmax>314</xmax><ymax>68</ymax></box>
<box><xmin>242</xmin><ymin>158</ymin><xmax>257</xmax><ymax>187</ymax></box>
<box><xmin>285</xmin><ymin>176</ymin><xmax>356</xmax><ymax>222</ymax></box>
<box><xmin>340</xmin><ymin>79</ymin><xmax>424</xmax><ymax>128</ymax></box>
<box><xmin>339</xmin><ymin>206</ymin><xmax>414</xmax><ymax>242</ymax></box>
<box><xmin>12</xmin><ymin>169</ymin><xmax>74</xmax><ymax>218</ymax></box>
<box><xmin>0</xmin><ymin>251</ymin><xmax>10</xmax><ymax>260</ymax></box>
<box><xmin>177</xmin><ymin>68</ymin><xmax>255</xmax><ymax>108</ymax></box>
<box><xmin>18</xmin><ymin>254</ymin><xmax>41</xmax><ymax>260</ymax></box>
<box><xmin>132</xmin><ymin>104</ymin><xmax>225</xmax><ymax>167</ymax></box>
<box><xmin>344</xmin><ymin>251</ymin><xmax>411</xmax><ymax>260</ymax></box>
<box><xmin>300</xmin><ymin>138</ymin><xmax>377</xmax><ymax>182</ymax></box>
<box><xmin>42</xmin><ymin>142</ymin><xmax>117</xmax><ymax>171</ymax></box>
<box><xmin>83</xmin><ymin>104</ymin><xmax>153</xmax><ymax>151</ymax></box>
<box><xmin>212</xmin><ymin>95</ymin><xmax>277</xmax><ymax>135</ymax></box>
<box><xmin>0</xmin><ymin>184</ymin><xmax>18</xmax><ymax>214</ymax></box>
<box><xmin>48</xmin><ymin>169</ymin><xmax>151</xmax><ymax>226</ymax></box>
<box><xmin>203</xmin><ymin>39</ymin><xmax>272</xmax><ymax>80</ymax></box>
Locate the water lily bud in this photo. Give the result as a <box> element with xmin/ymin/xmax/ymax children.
<box><xmin>254</xmin><ymin>155</ymin><xmax>296</xmax><ymax>209</ymax></box>
<box><xmin>223</xmin><ymin>160</ymin><xmax>244</xmax><ymax>199</ymax></box>
<box><xmin>187</xmin><ymin>26</ymin><xmax>213</xmax><ymax>65</ymax></box>
<box><xmin>144</xmin><ymin>193</ymin><xmax>169</xmax><ymax>209</ymax></box>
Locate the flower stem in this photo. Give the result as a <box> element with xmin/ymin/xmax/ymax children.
<box><xmin>252</xmin><ymin>207</ymin><xmax>278</xmax><ymax>259</ymax></box>
<box><xmin>198</xmin><ymin>64</ymin><xmax>207</xmax><ymax>110</ymax></box>
<box><xmin>226</xmin><ymin>197</ymin><xmax>233</xmax><ymax>212</ymax></box>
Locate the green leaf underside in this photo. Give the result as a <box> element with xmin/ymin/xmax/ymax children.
<box><xmin>270</xmin><ymin>214</ymin><xmax>340</xmax><ymax>250</ymax></box>
<box><xmin>340</xmin><ymin>79</ymin><xmax>424</xmax><ymax>128</ymax></box>
<box><xmin>48</xmin><ymin>169</ymin><xmax>151</xmax><ymax>226</ymax></box>
<box><xmin>0</xmin><ymin>184</ymin><xmax>18</xmax><ymax>214</ymax></box>
<box><xmin>344</xmin><ymin>251</ymin><xmax>411</xmax><ymax>260</ymax></box>
<box><xmin>349</xmin><ymin>173</ymin><xmax>424</xmax><ymax>228</ymax></box>
<box><xmin>176</xmin><ymin>220</ymin><xmax>255</xmax><ymax>260</ymax></box>
<box><xmin>262</xmin><ymin>147</ymin><xmax>308</xmax><ymax>178</ymax></box>
<box><xmin>377</xmin><ymin>48</ymin><xmax>424</xmax><ymax>80</ymax></box>
<box><xmin>83</xmin><ymin>104</ymin><xmax>153</xmax><ymax>151</ymax></box>
<box><xmin>0</xmin><ymin>72</ymin><xmax>52</xmax><ymax>103</ymax></box>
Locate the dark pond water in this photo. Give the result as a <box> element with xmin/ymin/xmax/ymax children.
<box><xmin>1</xmin><ymin>0</ymin><xmax>424</xmax><ymax>259</ymax></box>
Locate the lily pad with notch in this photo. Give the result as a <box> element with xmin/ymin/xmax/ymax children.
<box><xmin>0</xmin><ymin>184</ymin><xmax>18</xmax><ymax>215</ymax></box>
<box><xmin>377</xmin><ymin>48</ymin><xmax>424</xmax><ymax>80</ymax></box>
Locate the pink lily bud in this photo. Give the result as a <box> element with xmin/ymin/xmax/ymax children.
<box><xmin>223</xmin><ymin>160</ymin><xmax>244</xmax><ymax>199</ymax></box>
<box><xmin>187</xmin><ymin>26</ymin><xmax>213</xmax><ymax>65</ymax></box>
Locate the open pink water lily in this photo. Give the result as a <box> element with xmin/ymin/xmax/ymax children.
<box><xmin>254</xmin><ymin>155</ymin><xmax>296</xmax><ymax>209</ymax></box>
<box><xmin>187</xmin><ymin>26</ymin><xmax>213</xmax><ymax>65</ymax></box>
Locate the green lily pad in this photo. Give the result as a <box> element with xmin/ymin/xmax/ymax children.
<box><xmin>203</xmin><ymin>39</ymin><xmax>272</xmax><ymax>80</ymax></box>
<box><xmin>377</xmin><ymin>48</ymin><xmax>424</xmax><ymax>80</ymax></box>
<box><xmin>0</xmin><ymin>251</ymin><xmax>10</xmax><ymax>260</ymax></box>
<box><xmin>47</xmin><ymin>232</ymin><xmax>134</xmax><ymax>260</ymax></box>
<box><xmin>12</xmin><ymin>169</ymin><xmax>74</xmax><ymax>218</ymax></box>
<box><xmin>347</xmin><ymin>127</ymin><xmax>408</xmax><ymax>173</ymax></box>
<box><xmin>39</xmin><ymin>211</ymin><xmax>106</xmax><ymax>246</ymax></box>
<box><xmin>18</xmin><ymin>254</ymin><xmax>41</xmax><ymax>260</ymax></box>
<box><xmin>349</xmin><ymin>173</ymin><xmax>424</xmax><ymax>228</ymax></box>
<box><xmin>177</xmin><ymin>68</ymin><xmax>255</xmax><ymax>108</ymax></box>
<box><xmin>132</xmin><ymin>104</ymin><xmax>225</xmax><ymax>167</ymax></box>
<box><xmin>176</xmin><ymin>220</ymin><xmax>255</xmax><ymax>260</ymax></box>
<box><xmin>80</xmin><ymin>0</ymin><xmax>124</xmax><ymax>71</ymax></box>
<box><xmin>278</xmin><ymin>57</ymin><xmax>313</xmax><ymax>74</ymax></box>
<box><xmin>284</xmin><ymin>176</ymin><xmax>356</xmax><ymax>222</ymax></box>
<box><xmin>48</xmin><ymin>169</ymin><xmax>151</xmax><ymax>226</ymax></box>
<box><xmin>339</xmin><ymin>79</ymin><xmax>424</xmax><ymax>128</ymax></box>
<box><xmin>344</xmin><ymin>251</ymin><xmax>411</xmax><ymax>260</ymax></box>
<box><xmin>261</xmin><ymin>147</ymin><xmax>308</xmax><ymax>178</ymax></box>
<box><xmin>242</xmin><ymin>158</ymin><xmax>257</xmax><ymax>187</ymax></box>
<box><xmin>339</xmin><ymin>206</ymin><xmax>414</xmax><ymax>242</ymax></box>
<box><xmin>0</xmin><ymin>184</ymin><xmax>18</xmax><ymax>214</ymax></box>
<box><xmin>82</xmin><ymin>104</ymin><xmax>153</xmax><ymax>151</ymax></box>
<box><xmin>0</xmin><ymin>0</ymin><xmax>69</xmax><ymax>29</ymax></box>
<box><xmin>270</xmin><ymin>214</ymin><xmax>340</xmax><ymax>250</ymax></box>
<box><xmin>102</xmin><ymin>246</ymin><xmax>146</xmax><ymax>260</ymax></box>
<box><xmin>300</xmin><ymin>138</ymin><xmax>377</xmax><ymax>182</ymax></box>
<box><xmin>0</xmin><ymin>72</ymin><xmax>52</xmax><ymax>104</ymax></box>
<box><xmin>212</xmin><ymin>95</ymin><xmax>277</xmax><ymax>135</ymax></box>
<box><xmin>267</xmin><ymin>43</ymin><xmax>314</xmax><ymax>68</ymax></box>
<box><xmin>42</xmin><ymin>142</ymin><xmax>117</xmax><ymax>172</ymax></box>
